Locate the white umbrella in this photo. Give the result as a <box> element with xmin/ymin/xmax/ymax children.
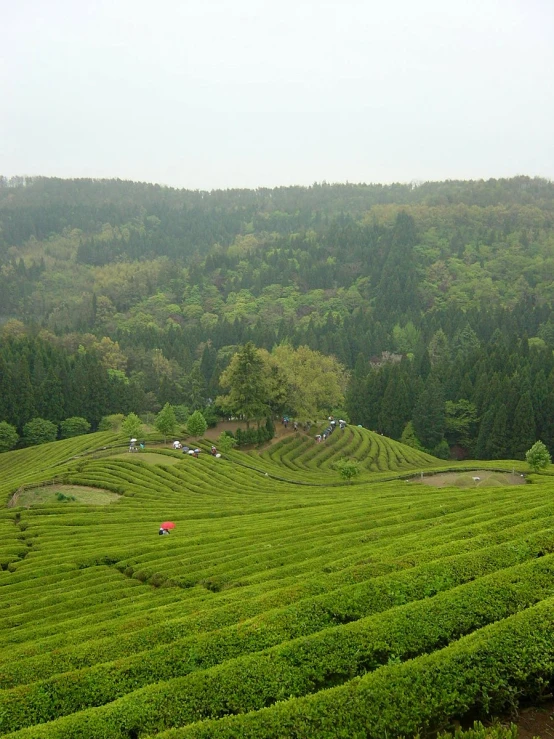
<box><xmin>130</xmin><ymin>438</ymin><xmax>137</xmax><ymax>443</ymax></box>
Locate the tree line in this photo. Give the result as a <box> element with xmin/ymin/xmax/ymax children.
<box><xmin>2</xmin><ymin>176</ymin><xmax>554</xmax><ymax>459</ymax></box>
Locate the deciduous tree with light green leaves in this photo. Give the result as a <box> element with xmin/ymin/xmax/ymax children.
<box><xmin>525</xmin><ymin>440</ymin><xmax>551</xmax><ymax>472</ymax></box>
<box><xmin>187</xmin><ymin>410</ymin><xmax>208</xmax><ymax>438</ymax></box>
<box><xmin>122</xmin><ymin>412</ymin><xmax>143</xmax><ymax>440</ymax></box>
<box><xmin>263</xmin><ymin>344</ymin><xmax>348</xmax><ymax>421</ymax></box>
<box><xmin>155</xmin><ymin>403</ymin><xmax>177</xmax><ymax>443</ymax></box>
<box><xmin>217</xmin><ymin>342</ymin><xmax>270</xmax><ymax>427</ymax></box>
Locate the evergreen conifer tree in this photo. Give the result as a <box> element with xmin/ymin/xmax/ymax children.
<box><xmin>400</xmin><ymin>421</ymin><xmax>423</xmax><ymax>450</ymax></box>
<box><xmin>378</xmin><ymin>374</ymin><xmax>410</xmax><ymax>440</ymax></box>
<box><xmin>413</xmin><ymin>377</ymin><xmax>445</xmax><ymax>450</ymax></box>
<box><xmin>473</xmin><ymin>408</ymin><xmax>494</xmax><ymax>459</ymax></box>
<box><xmin>488</xmin><ymin>405</ymin><xmax>510</xmax><ymax>459</ymax></box>
<box><xmin>511</xmin><ymin>391</ymin><xmax>535</xmax><ymax>460</ymax></box>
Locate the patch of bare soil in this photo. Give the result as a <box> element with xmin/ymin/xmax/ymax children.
<box><xmin>202</xmin><ymin>421</ymin><xmax>300</xmax><ymax>444</ymax></box>
<box><xmin>411</xmin><ymin>470</ymin><xmax>526</xmax><ymax>488</ymax></box>
<box><xmin>512</xmin><ymin>702</ymin><xmax>554</xmax><ymax>738</ymax></box>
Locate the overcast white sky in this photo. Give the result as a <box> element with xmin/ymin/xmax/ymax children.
<box><xmin>1</xmin><ymin>0</ymin><xmax>553</xmax><ymax>189</ymax></box>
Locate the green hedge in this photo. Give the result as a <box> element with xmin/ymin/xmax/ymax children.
<box><xmin>3</xmin><ymin>555</ymin><xmax>554</xmax><ymax>735</ymax></box>
<box><xmin>2</xmin><ymin>517</ymin><xmax>553</xmax><ymax>680</ymax></box>
<box><xmin>435</xmin><ymin>723</ymin><xmax>518</xmax><ymax>739</ymax></box>
<box><xmin>146</xmin><ymin>597</ymin><xmax>554</xmax><ymax>739</ymax></box>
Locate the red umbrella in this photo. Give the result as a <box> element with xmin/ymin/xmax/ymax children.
<box><xmin>160</xmin><ymin>521</ymin><xmax>176</xmax><ymax>530</ymax></box>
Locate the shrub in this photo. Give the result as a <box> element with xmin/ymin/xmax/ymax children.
<box><xmin>121</xmin><ymin>413</ymin><xmax>143</xmax><ymax>439</ymax></box>
<box><xmin>59</xmin><ymin>417</ymin><xmax>91</xmax><ymax>438</ymax></box>
<box><xmin>400</xmin><ymin>421</ymin><xmax>424</xmax><ymax>450</ymax></box>
<box><xmin>187</xmin><ymin>411</ymin><xmax>208</xmax><ymax>437</ymax></box>
<box><xmin>0</xmin><ymin>420</ymin><xmax>19</xmax><ymax>452</ymax></box>
<box><xmin>98</xmin><ymin>414</ymin><xmax>125</xmax><ymax>431</ymax></box>
<box><xmin>336</xmin><ymin>458</ymin><xmax>361</xmax><ymax>481</ymax></box>
<box><xmin>155</xmin><ymin>403</ymin><xmax>177</xmax><ymax>441</ymax></box>
<box><xmin>217</xmin><ymin>432</ymin><xmax>237</xmax><ymax>455</ymax></box>
<box><xmin>201</xmin><ymin>405</ymin><xmax>220</xmax><ymax>428</ymax></box>
<box><xmin>526</xmin><ymin>440</ymin><xmax>551</xmax><ymax>472</ymax></box>
<box><xmin>173</xmin><ymin>405</ymin><xmax>190</xmax><ymax>424</ymax></box>
<box><xmin>22</xmin><ymin>417</ymin><xmax>57</xmax><ymax>446</ymax></box>
<box><xmin>432</xmin><ymin>439</ymin><xmax>451</xmax><ymax>459</ymax></box>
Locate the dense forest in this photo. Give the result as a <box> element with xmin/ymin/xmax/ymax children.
<box><xmin>1</xmin><ymin>174</ymin><xmax>554</xmax><ymax>458</ymax></box>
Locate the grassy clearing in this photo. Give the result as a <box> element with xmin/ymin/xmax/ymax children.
<box><xmin>13</xmin><ymin>486</ymin><xmax>121</xmax><ymax>508</ymax></box>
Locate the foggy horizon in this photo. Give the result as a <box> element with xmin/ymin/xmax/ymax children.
<box><xmin>2</xmin><ymin>0</ymin><xmax>553</xmax><ymax>190</ymax></box>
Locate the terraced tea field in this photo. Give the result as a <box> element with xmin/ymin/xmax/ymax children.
<box><xmin>1</xmin><ymin>427</ymin><xmax>553</xmax><ymax>738</ymax></box>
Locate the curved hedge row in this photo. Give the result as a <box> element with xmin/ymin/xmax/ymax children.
<box><xmin>3</xmin><ymin>553</ymin><xmax>554</xmax><ymax>733</ymax></box>
<box><xmin>151</xmin><ymin>597</ymin><xmax>554</xmax><ymax>739</ymax></box>
<box><xmin>0</xmin><ymin>429</ymin><xmax>546</xmax><ymax>738</ymax></box>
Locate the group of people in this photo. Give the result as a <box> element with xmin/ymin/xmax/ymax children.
<box><xmin>282</xmin><ymin>417</ymin><xmax>312</xmax><ymax>433</ymax></box>
<box><xmin>315</xmin><ymin>417</ymin><xmax>346</xmax><ymax>443</ymax></box>
<box><xmin>171</xmin><ymin>441</ymin><xmax>201</xmax><ymax>456</ymax></box>
<box><xmin>174</xmin><ymin>442</ymin><xmax>221</xmax><ymax>458</ymax></box>
<box><xmin>128</xmin><ymin>440</ymin><xmax>145</xmax><ymax>452</ymax></box>
<box><xmin>281</xmin><ymin>415</ymin><xmax>347</xmax><ymax>443</ymax></box>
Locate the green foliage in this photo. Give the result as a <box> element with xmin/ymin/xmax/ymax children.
<box><xmin>400</xmin><ymin>421</ymin><xmax>423</xmax><ymax>451</ymax></box>
<box><xmin>187</xmin><ymin>410</ymin><xmax>208</xmax><ymax>437</ymax></box>
<box><xmin>172</xmin><ymin>405</ymin><xmax>190</xmax><ymax>424</ymax></box>
<box><xmin>217</xmin><ymin>342</ymin><xmax>269</xmax><ymax>425</ymax></box>
<box><xmin>217</xmin><ymin>432</ymin><xmax>237</xmax><ymax>454</ymax></box>
<box><xmin>22</xmin><ymin>417</ymin><xmax>58</xmax><ymax>446</ymax></box>
<box><xmin>413</xmin><ymin>376</ymin><xmax>445</xmax><ymax>450</ymax></box>
<box><xmin>526</xmin><ymin>440</ymin><xmax>551</xmax><ymax>472</ymax></box>
<box><xmin>0</xmin><ymin>426</ymin><xmax>551</xmax><ymax>737</ymax></box>
<box><xmin>98</xmin><ymin>414</ymin><xmax>125</xmax><ymax>431</ymax></box>
<box><xmin>155</xmin><ymin>402</ymin><xmax>177</xmax><ymax>441</ymax></box>
<box><xmin>432</xmin><ymin>439</ymin><xmax>451</xmax><ymax>460</ymax></box>
<box><xmin>0</xmin><ymin>421</ymin><xmax>19</xmax><ymax>452</ymax></box>
<box><xmin>265</xmin><ymin>344</ymin><xmax>348</xmax><ymax>421</ymax></box>
<box><xmin>201</xmin><ymin>404</ymin><xmax>219</xmax><ymax>428</ymax></box>
<box><xmin>512</xmin><ymin>392</ymin><xmax>536</xmax><ymax>460</ymax></box>
<box><xmin>2</xmin><ymin>178</ymin><xmax>554</xmax><ymax>464</ymax></box>
<box><xmin>436</xmin><ymin>722</ymin><xmax>518</xmax><ymax>739</ymax></box>
<box><xmin>235</xmin><ymin>418</ymin><xmax>275</xmax><ymax>447</ymax></box>
<box><xmin>59</xmin><ymin>416</ymin><xmax>91</xmax><ymax>438</ymax></box>
<box><xmin>392</xmin><ymin>321</ymin><xmax>421</xmax><ymax>354</ymax></box>
<box><xmin>121</xmin><ymin>412</ymin><xmax>143</xmax><ymax>439</ymax></box>
<box><xmin>5</xmin><ymin>175</ymin><xmax>554</xmax><ymax>736</ymax></box>
<box><xmin>444</xmin><ymin>400</ymin><xmax>478</xmax><ymax>448</ymax></box>
<box><xmin>336</xmin><ymin>458</ymin><xmax>361</xmax><ymax>481</ymax></box>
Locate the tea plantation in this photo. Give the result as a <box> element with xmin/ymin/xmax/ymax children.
<box><xmin>1</xmin><ymin>426</ymin><xmax>553</xmax><ymax>738</ymax></box>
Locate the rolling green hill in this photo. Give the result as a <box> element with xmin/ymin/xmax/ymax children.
<box><xmin>0</xmin><ymin>430</ymin><xmax>552</xmax><ymax>738</ymax></box>
<box><xmin>3</xmin><ymin>176</ymin><xmax>554</xmax><ymax>464</ymax></box>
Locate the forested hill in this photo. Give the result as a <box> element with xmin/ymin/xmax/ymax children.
<box><xmin>1</xmin><ymin>174</ymin><xmax>554</xmax><ymax>459</ymax></box>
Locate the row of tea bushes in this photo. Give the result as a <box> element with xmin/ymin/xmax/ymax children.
<box><xmin>4</xmin><ymin>553</ymin><xmax>554</xmax><ymax>732</ymax></box>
